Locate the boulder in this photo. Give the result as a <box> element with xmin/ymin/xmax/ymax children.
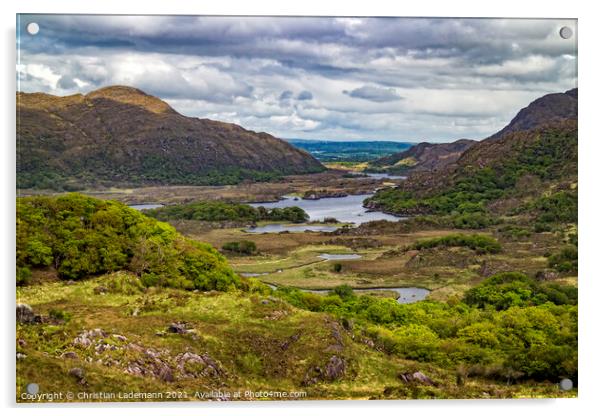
<box><xmin>398</xmin><ymin>370</ymin><xmax>434</xmax><ymax>385</ymax></box>
<box><xmin>61</xmin><ymin>351</ymin><xmax>79</xmax><ymax>360</ymax></box>
<box><xmin>325</xmin><ymin>355</ymin><xmax>346</xmax><ymax>381</ymax></box>
<box><xmin>69</xmin><ymin>367</ymin><xmax>85</xmax><ymax>381</ymax></box>
<box><xmin>16</xmin><ymin>304</ymin><xmax>35</xmax><ymax>324</ymax></box>
<box><xmin>167</xmin><ymin>322</ymin><xmax>188</xmax><ymax>334</ymax></box>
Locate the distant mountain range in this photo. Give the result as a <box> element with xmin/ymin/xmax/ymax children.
<box><xmin>286</xmin><ymin>139</ymin><xmax>414</xmax><ymax>162</ymax></box>
<box><xmin>369</xmin><ymin>139</ymin><xmax>476</xmax><ymax>174</ymax></box>
<box><xmin>17</xmin><ymin>86</ymin><xmax>324</xmax><ymax>190</ymax></box>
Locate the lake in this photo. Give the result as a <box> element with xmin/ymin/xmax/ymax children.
<box><xmin>364</xmin><ymin>173</ymin><xmax>407</xmax><ymax>180</ymax></box>
<box><xmin>249</xmin><ymin>194</ymin><xmax>401</xmax><ymax>225</ymax></box>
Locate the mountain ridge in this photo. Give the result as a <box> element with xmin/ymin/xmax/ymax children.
<box><xmin>17</xmin><ymin>86</ymin><xmax>325</xmax><ymax>190</ymax></box>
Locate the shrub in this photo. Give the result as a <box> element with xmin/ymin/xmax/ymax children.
<box><xmin>332</xmin><ymin>263</ymin><xmax>343</xmax><ymax>273</ymax></box>
<box><xmin>548</xmin><ymin>245</ymin><xmax>578</xmax><ymax>273</ymax></box>
<box><xmin>464</xmin><ymin>272</ymin><xmax>577</xmax><ymax>310</ymax></box>
<box><xmin>222</xmin><ymin>240</ymin><xmax>258</xmax><ymax>255</ymax></box>
<box><xmin>411</xmin><ymin>234</ymin><xmax>502</xmax><ymax>254</ymax></box>
<box><xmin>16</xmin><ymin>194</ymin><xmax>240</xmax><ymax>291</ymax></box>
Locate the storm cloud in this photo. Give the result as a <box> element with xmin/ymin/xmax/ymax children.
<box><xmin>16</xmin><ymin>15</ymin><xmax>577</xmax><ymax>141</ymax></box>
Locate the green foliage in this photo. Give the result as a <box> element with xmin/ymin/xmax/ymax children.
<box><xmin>274</xmin><ymin>272</ymin><xmax>577</xmax><ymax>382</ymax></box>
<box><xmin>532</xmin><ymin>191</ymin><xmax>578</xmax><ymax>224</ymax></box>
<box><xmin>332</xmin><ymin>263</ymin><xmax>343</xmax><ymax>273</ymax></box>
<box><xmin>329</xmin><ymin>284</ymin><xmax>354</xmax><ymax>300</ymax></box>
<box><xmin>146</xmin><ymin>201</ymin><xmax>309</xmax><ymax>224</ymax></box>
<box><xmin>222</xmin><ymin>240</ymin><xmax>258</xmax><ymax>255</ymax></box>
<box><xmin>16</xmin><ymin>194</ymin><xmax>239</xmax><ymax>291</ymax></box>
<box><xmin>48</xmin><ymin>309</ymin><xmax>72</xmax><ymax>322</ymax></box>
<box><xmin>410</xmin><ymin>234</ymin><xmax>502</xmax><ymax>254</ymax></box>
<box><xmin>548</xmin><ymin>245</ymin><xmax>578</xmax><ymax>273</ymax></box>
<box><xmin>367</xmin><ymin>128</ymin><xmax>577</xmax><ymax>219</ymax></box>
<box><xmin>464</xmin><ymin>272</ymin><xmax>577</xmax><ymax>310</ymax></box>
<box><xmin>16</xmin><ymin>267</ymin><xmax>32</xmax><ymax>286</ymax></box>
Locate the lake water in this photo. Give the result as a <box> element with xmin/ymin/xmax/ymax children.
<box><xmin>318</xmin><ymin>253</ymin><xmax>362</xmax><ymax>260</ymax></box>
<box><xmin>249</xmin><ymin>194</ymin><xmax>401</xmax><ymax>225</ymax></box>
<box><xmin>129</xmin><ymin>203</ymin><xmax>164</xmax><ymax>211</ymax></box>
<box><xmin>364</xmin><ymin>173</ymin><xmax>407</xmax><ymax>180</ymax></box>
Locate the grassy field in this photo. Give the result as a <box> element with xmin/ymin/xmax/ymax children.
<box><xmin>16</xmin><ymin>273</ymin><xmax>574</xmax><ymax>402</ymax></box>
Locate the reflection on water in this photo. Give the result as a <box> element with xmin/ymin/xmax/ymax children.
<box><xmin>318</xmin><ymin>253</ymin><xmax>362</xmax><ymax>260</ymax></box>
<box><xmin>364</xmin><ymin>173</ymin><xmax>407</xmax><ymax>180</ymax></box>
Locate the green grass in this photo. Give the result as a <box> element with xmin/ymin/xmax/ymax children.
<box><xmin>17</xmin><ymin>273</ymin><xmax>575</xmax><ymax>401</ymax></box>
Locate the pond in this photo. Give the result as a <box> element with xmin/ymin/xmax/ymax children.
<box><xmin>128</xmin><ymin>203</ymin><xmax>164</xmax><ymax>211</ymax></box>
<box><xmin>357</xmin><ymin>172</ymin><xmax>407</xmax><ymax>180</ymax></box>
<box><xmin>264</xmin><ymin>283</ymin><xmax>429</xmax><ymax>304</ymax></box>
<box><xmin>317</xmin><ymin>253</ymin><xmax>362</xmax><ymax>260</ymax></box>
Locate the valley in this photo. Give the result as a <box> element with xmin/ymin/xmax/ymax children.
<box><xmin>16</xmin><ymin>88</ymin><xmax>578</xmax><ymax>401</ymax></box>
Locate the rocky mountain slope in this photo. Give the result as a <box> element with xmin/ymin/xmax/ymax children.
<box><xmin>366</xmin><ymin>88</ymin><xmax>578</xmax><ymax>217</ymax></box>
<box><xmin>369</xmin><ymin>139</ymin><xmax>476</xmax><ymax>174</ymax></box>
<box><xmin>17</xmin><ymin>86</ymin><xmax>324</xmax><ymax>190</ymax></box>
<box><xmin>487</xmin><ymin>88</ymin><xmax>577</xmax><ymax>140</ymax></box>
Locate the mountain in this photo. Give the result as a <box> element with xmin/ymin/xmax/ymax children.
<box><xmin>287</xmin><ymin>139</ymin><xmax>414</xmax><ymax>162</ymax></box>
<box><xmin>17</xmin><ymin>86</ymin><xmax>324</xmax><ymax>190</ymax></box>
<box><xmin>366</xmin><ymin>88</ymin><xmax>578</xmax><ymax>218</ymax></box>
<box><xmin>487</xmin><ymin>88</ymin><xmax>577</xmax><ymax>140</ymax></box>
<box><xmin>369</xmin><ymin>139</ymin><xmax>476</xmax><ymax>174</ymax></box>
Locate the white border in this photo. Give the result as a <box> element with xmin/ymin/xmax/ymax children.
<box><xmin>2</xmin><ymin>1</ymin><xmax>600</xmax><ymax>415</ymax></box>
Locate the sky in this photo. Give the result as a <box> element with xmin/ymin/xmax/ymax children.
<box><xmin>17</xmin><ymin>15</ymin><xmax>577</xmax><ymax>142</ymax></box>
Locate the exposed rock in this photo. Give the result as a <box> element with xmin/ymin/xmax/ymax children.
<box><xmin>113</xmin><ymin>334</ymin><xmax>127</xmax><ymax>342</ymax></box>
<box><xmin>17</xmin><ymin>353</ymin><xmax>27</xmax><ymax>360</ymax></box>
<box><xmin>73</xmin><ymin>328</ymin><xmax>108</xmax><ymax>348</ymax></box>
<box><xmin>175</xmin><ymin>351</ymin><xmax>225</xmax><ymax>379</ymax></box>
<box><xmin>303</xmin><ymin>355</ymin><xmax>346</xmax><ymax>385</ymax></box>
<box><xmin>167</xmin><ymin>322</ymin><xmax>189</xmax><ymax>334</ymax></box>
<box><xmin>536</xmin><ymin>270</ymin><xmax>559</xmax><ymax>281</ymax></box>
<box><xmin>16</xmin><ymin>304</ymin><xmax>35</xmax><ymax>324</ymax></box>
<box><xmin>61</xmin><ymin>351</ymin><xmax>79</xmax><ymax>360</ymax></box>
<box><xmin>69</xmin><ymin>367</ymin><xmax>85</xmax><ymax>381</ymax></box>
<box><xmin>325</xmin><ymin>356</ymin><xmax>346</xmax><ymax>381</ymax></box>
<box><xmin>398</xmin><ymin>371</ymin><xmax>435</xmax><ymax>386</ymax></box>
<box><xmin>280</xmin><ymin>333</ymin><xmax>301</xmax><ymax>351</ymax></box>
<box><xmin>158</xmin><ymin>366</ymin><xmax>174</xmax><ymax>382</ymax></box>
<box><xmin>18</xmin><ymin>339</ymin><xmax>27</xmax><ymax>347</ymax></box>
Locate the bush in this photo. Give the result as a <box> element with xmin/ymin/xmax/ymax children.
<box><xmin>332</xmin><ymin>263</ymin><xmax>343</xmax><ymax>273</ymax></box>
<box><xmin>464</xmin><ymin>272</ymin><xmax>577</xmax><ymax>310</ymax></box>
<box><xmin>548</xmin><ymin>245</ymin><xmax>578</xmax><ymax>273</ymax></box>
<box><xmin>16</xmin><ymin>194</ymin><xmax>240</xmax><ymax>291</ymax></box>
<box><xmin>222</xmin><ymin>240</ymin><xmax>258</xmax><ymax>255</ymax></box>
<box><xmin>411</xmin><ymin>234</ymin><xmax>502</xmax><ymax>254</ymax></box>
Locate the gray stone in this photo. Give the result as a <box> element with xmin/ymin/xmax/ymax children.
<box><xmin>16</xmin><ymin>304</ymin><xmax>35</xmax><ymax>324</ymax></box>
<box><xmin>325</xmin><ymin>355</ymin><xmax>346</xmax><ymax>381</ymax></box>
<box><xmin>61</xmin><ymin>351</ymin><xmax>79</xmax><ymax>360</ymax></box>
<box><xmin>69</xmin><ymin>367</ymin><xmax>85</xmax><ymax>380</ymax></box>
